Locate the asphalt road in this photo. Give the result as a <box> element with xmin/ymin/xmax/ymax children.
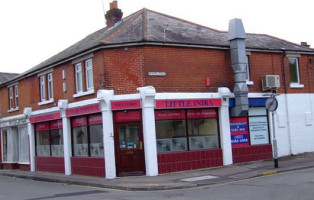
<box><xmin>1</xmin><ymin>167</ymin><xmax>314</xmax><ymax>200</ymax></box>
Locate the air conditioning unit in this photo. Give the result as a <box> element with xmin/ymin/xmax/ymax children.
<box><xmin>262</xmin><ymin>75</ymin><xmax>280</xmax><ymax>91</ymax></box>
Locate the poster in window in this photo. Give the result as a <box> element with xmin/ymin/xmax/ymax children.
<box><xmin>230</xmin><ymin>117</ymin><xmax>249</xmax><ymax>147</ymax></box>
<box><xmin>249</xmin><ymin>116</ymin><xmax>269</xmax><ymax>145</ymax></box>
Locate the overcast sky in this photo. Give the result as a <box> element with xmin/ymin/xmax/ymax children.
<box><xmin>0</xmin><ymin>0</ymin><xmax>313</xmax><ymax>73</ymax></box>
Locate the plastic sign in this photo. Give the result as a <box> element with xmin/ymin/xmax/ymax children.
<box><xmin>230</xmin><ymin>117</ymin><xmax>249</xmax><ymax>147</ymax></box>
<box><xmin>265</xmin><ymin>97</ymin><xmax>278</xmax><ymax>112</ymax></box>
<box><xmin>155</xmin><ymin>99</ymin><xmax>222</xmax><ymax>109</ymax></box>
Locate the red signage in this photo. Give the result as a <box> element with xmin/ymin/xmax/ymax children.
<box><xmin>30</xmin><ymin>112</ymin><xmax>61</xmax><ymax>123</ymax></box>
<box><xmin>50</xmin><ymin>120</ymin><xmax>63</xmax><ymax>130</ymax></box>
<box><xmin>155</xmin><ymin>99</ymin><xmax>222</xmax><ymax>109</ymax></box>
<box><xmin>88</xmin><ymin>114</ymin><xmax>103</xmax><ymax>125</ymax></box>
<box><xmin>187</xmin><ymin>109</ymin><xmax>218</xmax><ymax>119</ymax></box>
<box><xmin>114</xmin><ymin>110</ymin><xmax>141</xmax><ymax>123</ymax></box>
<box><xmin>71</xmin><ymin>117</ymin><xmax>87</xmax><ymax>127</ymax></box>
<box><xmin>66</xmin><ymin>104</ymin><xmax>100</xmax><ymax>117</ymax></box>
<box><xmin>35</xmin><ymin>122</ymin><xmax>50</xmax><ymax>131</ymax></box>
<box><xmin>155</xmin><ymin>110</ymin><xmax>186</xmax><ymax>120</ymax></box>
<box><xmin>111</xmin><ymin>100</ymin><xmax>141</xmax><ymax>110</ymax></box>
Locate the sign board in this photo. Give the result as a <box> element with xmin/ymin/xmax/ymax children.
<box><xmin>111</xmin><ymin>100</ymin><xmax>141</xmax><ymax>110</ymax></box>
<box><xmin>249</xmin><ymin>116</ymin><xmax>269</xmax><ymax>145</ymax></box>
<box><xmin>230</xmin><ymin>117</ymin><xmax>249</xmax><ymax>147</ymax></box>
<box><xmin>66</xmin><ymin>104</ymin><xmax>100</xmax><ymax>117</ymax></box>
<box><xmin>155</xmin><ymin>99</ymin><xmax>222</xmax><ymax>109</ymax></box>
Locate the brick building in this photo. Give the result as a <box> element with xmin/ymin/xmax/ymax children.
<box><xmin>1</xmin><ymin>2</ymin><xmax>314</xmax><ymax>178</ymax></box>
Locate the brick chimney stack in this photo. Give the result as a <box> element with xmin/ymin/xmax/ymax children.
<box><xmin>105</xmin><ymin>1</ymin><xmax>123</xmax><ymax>28</ymax></box>
<box><xmin>301</xmin><ymin>42</ymin><xmax>310</xmax><ymax>48</ymax></box>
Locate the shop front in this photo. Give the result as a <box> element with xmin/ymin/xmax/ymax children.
<box><xmin>30</xmin><ymin>112</ymin><xmax>64</xmax><ymax>173</ymax></box>
<box><xmin>111</xmin><ymin>100</ymin><xmax>145</xmax><ymax>176</ymax></box>
<box><xmin>66</xmin><ymin>103</ymin><xmax>105</xmax><ymax>177</ymax></box>
<box><xmin>0</xmin><ymin>114</ymin><xmax>29</xmax><ymax>170</ymax></box>
<box><xmin>154</xmin><ymin>98</ymin><xmax>223</xmax><ymax>174</ymax></box>
<box><xmin>229</xmin><ymin>98</ymin><xmax>273</xmax><ymax>163</ymax></box>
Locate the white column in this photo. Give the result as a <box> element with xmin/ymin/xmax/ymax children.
<box><xmin>218</xmin><ymin>87</ymin><xmax>233</xmax><ymax>166</ymax></box>
<box><xmin>97</xmin><ymin>90</ymin><xmax>116</xmax><ymax>179</ymax></box>
<box><xmin>137</xmin><ymin>86</ymin><xmax>158</xmax><ymax>176</ymax></box>
<box><xmin>24</xmin><ymin>107</ymin><xmax>35</xmax><ymax>172</ymax></box>
<box><xmin>58</xmin><ymin>100</ymin><xmax>72</xmax><ymax>175</ymax></box>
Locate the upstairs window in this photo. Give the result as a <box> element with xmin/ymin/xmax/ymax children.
<box><xmin>73</xmin><ymin>58</ymin><xmax>94</xmax><ymax>98</ymax></box>
<box><xmin>288</xmin><ymin>56</ymin><xmax>304</xmax><ymax>88</ymax></box>
<box><xmin>245</xmin><ymin>54</ymin><xmax>253</xmax><ymax>85</ymax></box>
<box><xmin>8</xmin><ymin>84</ymin><xmax>18</xmax><ymax>111</ymax></box>
<box><xmin>38</xmin><ymin>72</ymin><xmax>54</xmax><ymax>105</ymax></box>
<box><xmin>40</xmin><ymin>75</ymin><xmax>46</xmax><ymax>101</ymax></box>
<box><xmin>75</xmin><ymin>63</ymin><xmax>83</xmax><ymax>93</ymax></box>
<box><xmin>289</xmin><ymin>57</ymin><xmax>300</xmax><ymax>84</ymax></box>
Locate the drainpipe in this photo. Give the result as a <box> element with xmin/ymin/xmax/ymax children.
<box><xmin>228</xmin><ymin>18</ymin><xmax>249</xmax><ymax>117</ymax></box>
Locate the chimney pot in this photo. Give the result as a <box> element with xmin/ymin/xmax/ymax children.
<box><xmin>301</xmin><ymin>42</ymin><xmax>310</xmax><ymax>48</ymax></box>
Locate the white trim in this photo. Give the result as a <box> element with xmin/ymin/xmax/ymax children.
<box><xmin>38</xmin><ymin>98</ymin><xmax>54</xmax><ymax>106</ymax></box>
<box><xmin>73</xmin><ymin>89</ymin><xmax>95</xmax><ymax>98</ymax></box>
<box><xmin>155</xmin><ymin>92</ymin><xmax>220</xmax><ymax>100</ymax></box>
<box><xmin>290</xmin><ymin>83</ymin><xmax>305</xmax><ymax>88</ymax></box>
<box><xmin>18</xmin><ymin>161</ymin><xmax>30</xmax><ymax>165</ymax></box>
<box><xmin>40</xmin><ymin>75</ymin><xmax>46</xmax><ymax>101</ymax></box>
<box><xmin>47</xmin><ymin>73</ymin><xmax>53</xmax><ymax>100</ymax></box>
<box><xmin>31</xmin><ymin>106</ymin><xmax>59</xmax><ymax>116</ymax></box>
<box><xmin>75</xmin><ymin>63</ymin><xmax>83</xmax><ymax>93</ymax></box>
<box><xmin>7</xmin><ymin>108</ymin><xmax>19</xmax><ymax>113</ymax></box>
<box><xmin>85</xmin><ymin>59</ymin><xmax>94</xmax><ymax>91</ymax></box>
<box><xmin>286</xmin><ymin>53</ymin><xmax>301</xmax><ymax>58</ymax></box>
<box><xmin>67</xmin><ymin>98</ymin><xmax>98</xmax><ymax>108</ymax></box>
<box><xmin>246</xmin><ymin>80</ymin><xmax>254</xmax><ymax>85</ymax></box>
<box><xmin>37</xmin><ymin>69</ymin><xmax>53</xmax><ymax>77</ymax></box>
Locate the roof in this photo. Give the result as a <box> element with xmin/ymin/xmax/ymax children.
<box><xmin>0</xmin><ymin>73</ymin><xmax>19</xmax><ymax>84</ymax></box>
<box><xmin>4</xmin><ymin>8</ymin><xmax>314</xmax><ymax>85</ymax></box>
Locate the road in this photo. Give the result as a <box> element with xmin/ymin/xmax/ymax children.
<box><xmin>1</xmin><ymin>168</ymin><xmax>314</xmax><ymax>200</ymax></box>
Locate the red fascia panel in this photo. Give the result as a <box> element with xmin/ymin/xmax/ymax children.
<box><xmin>71</xmin><ymin>117</ymin><xmax>87</xmax><ymax>127</ymax></box>
<box><xmin>35</xmin><ymin>122</ymin><xmax>50</xmax><ymax>131</ymax></box>
<box><xmin>50</xmin><ymin>120</ymin><xmax>63</xmax><ymax>130</ymax></box>
<box><xmin>155</xmin><ymin>99</ymin><xmax>222</xmax><ymax>109</ymax></box>
<box><xmin>111</xmin><ymin>100</ymin><xmax>141</xmax><ymax>110</ymax></box>
<box><xmin>114</xmin><ymin>110</ymin><xmax>141</xmax><ymax>123</ymax></box>
<box><xmin>155</xmin><ymin>110</ymin><xmax>186</xmax><ymax>120</ymax></box>
<box><xmin>88</xmin><ymin>114</ymin><xmax>103</xmax><ymax>125</ymax></box>
<box><xmin>30</xmin><ymin>112</ymin><xmax>61</xmax><ymax>123</ymax></box>
<box><xmin>66</xmin><ymin>104</ymin><xmax>100</xmax><ymax>117</ymax></box>
<box><xmin>187</xmin><ymin>109</ymin><xmax>218</xmax><ymax>119</ymax></box>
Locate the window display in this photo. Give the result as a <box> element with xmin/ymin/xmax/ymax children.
<box><xmin>155</xmin><ymin>109</ymin><xmax>219</xmax><ymax>153</ymax></box>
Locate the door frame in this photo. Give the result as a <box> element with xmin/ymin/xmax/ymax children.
<box><xmin>114</xmin><ymin>121</ymin><xmax>146</xmax><ymax>176</ymax></box>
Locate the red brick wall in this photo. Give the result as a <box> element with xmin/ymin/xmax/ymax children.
<box><xmin>232</xmin><ymin>144</ymin><xmax>273</xmax><ymax>164</ymax></box>
<box><xmin>1</xmin><ymin>46</ymin><xmax>314</xmax><ymax>119</ymax></box>
<box><xmin>143</xmin><ymin>46</ymin><xmax>233</xmax><ymax>92</ymax></box>
<box><xmin>35</xmin><ymin>157</ymin><xmax>65</xmax><ymax>173</ymax></box>
<box><xmin>158</xmin><ymin>149</ymin><xmax>223</xmax><ymax>174</ymax></box>
<box><xmin>71</xmin><ymin>157</ymin><xmax>105</xmax><ymax>177</ymax></box>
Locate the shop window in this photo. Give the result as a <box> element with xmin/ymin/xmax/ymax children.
<box><xmin>1</xmin><ymin>128</ymin><xmax>19</xmax><ymax>162</ymax></box>
<box><xmin>18</xmin><ymin>126</ymin><xmax>29</xmax><ymax>163</ymax></box>
<box><xmin>71</xmin><ymin>114</ymin><xmax>103</xmax><ymax>157</ymax></box>
<box><xmin>35</xmin><ymin>120</ymin><xmax>63</xmax><ymax>157</ymax></box>
<box><xmin>155</xmin><ymin>109</ymin><xmax>219</xmax><ymax>153</ymax></box>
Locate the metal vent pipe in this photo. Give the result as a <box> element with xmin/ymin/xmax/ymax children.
<box><xmin>228</xmin><ymin>18</ymin><xmax>249</xmax><ymax>117</ymax></box>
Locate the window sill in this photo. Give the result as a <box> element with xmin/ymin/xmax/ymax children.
<box><xmin>7</xmin><ymin>108</ymin><xmax>19</xmax><ymax>113</ymax></box>
<box><xmin>38</xmin><ymin>99</ymin><xmax>54</xmax><ymax>106</ymax></box>
<box><xmin>73</xmin><ymin>89</ymin><xmax>95</xmax><ymax>98</ymax></box>
<box><xmin>246</xmin><ymin>80</ymin><xmax>254</xmax><ymax>85</ymax></box>
<box><xmin>18</xmin><ymin>161</ymin><xmax>30</xmax><ymax>165</ymax></box>
<box><xmin>290</xmin><ymin>83</ymin><xmax>304</xmax><ymax>88</ymax></box>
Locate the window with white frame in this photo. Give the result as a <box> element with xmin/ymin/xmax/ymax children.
<box><xmin>245</xmin><ymin>55</ymin><xmax>250</xmax><ymax>81</ymax></box>
<box><xmin>14</xmin><ymin>85</ymin><xmax>18</xmax><ymax>108</ymax></box>
<box><xmin>8</xmin><ymin>84</ymin><xmax>18</xmax><ymax>110</ymax></box>
<box><xmin>40</xmin><ymin>75</ymin><xmax>46</xmax><ymax>101</ymax></box>
<box><xmin>9</xmin><ymin>87</ymin><xmax>13</xmax><ymax>110</ymax></box>
<box><xmin>289</xmin><ymin>57</ymin><xmax>301</xmax><ymax>84</ymax></box>
<box><xmin>85</xmin><ymin>59</ymin><xmax>94</xmax><ymax>91</ymax></box>
<box><xmin>73</xmin><ymin>58</ymin><xmax>94</xmax><ymax>97</ymax></box>
<box><xmin>75</xmin><ymin>63</ymin><xmax>83</xmax><ymax>93</ymax></box>
<box><xmin>47</xmin><ymin>73</ymin><xmax>53</xmax><ymax>100</ymax></box>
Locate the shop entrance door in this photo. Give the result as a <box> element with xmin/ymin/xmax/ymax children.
<box><xmin>115</xmin><ymin>123</ymin><xmax>145</xmax><ymax>176</ymax></box>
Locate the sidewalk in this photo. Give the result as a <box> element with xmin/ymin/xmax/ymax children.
<box><xmin>1</xmin><ymin>152</ymin><xmax>314</xmax><ymax>191</ymax></box>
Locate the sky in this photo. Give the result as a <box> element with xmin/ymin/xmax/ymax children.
<box><xmin>0</xmin><ymin>0</ymin><xmax>313</xmax><ymax>74</ymax></box>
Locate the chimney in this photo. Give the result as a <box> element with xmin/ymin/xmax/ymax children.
<box><xmin>105</xmin><ymin>1</ymin><xmax>123</xmax><ymax>28</ymax></box>
<box><xmin>301</xmin><ymin>42</ymin><xmax>310</xmax><ymax>48</ymax></box>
